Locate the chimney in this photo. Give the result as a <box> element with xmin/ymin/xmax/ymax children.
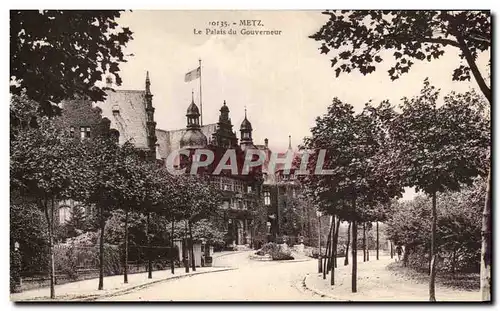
<box><xmin>264</xmin><ymin>138</ymin><xmax>268</xmax><ymax>148</ymax></box>
<box><xmin>105</xmin><ymin>75</ymin><xmax>113</xmax><ymax>88</ymax></box>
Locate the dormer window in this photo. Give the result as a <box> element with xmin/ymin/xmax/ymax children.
<box><xmin>112</xmin><ymin>105</ymin><xmax>120</xmax><ymax>115</ymax></box>
<box><xmin>80</xmin><ymin>126</ymin><xmax>91</xmax><ymax>139</ymax></box>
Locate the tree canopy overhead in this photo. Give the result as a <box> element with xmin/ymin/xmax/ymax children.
<box><xmin>310</xmin><ymin>10</ymin><xmax>491</xmax><ymax>103</ymax></box>
<box><xmin>10</xmin><ymin>10</ymin><xmax>133</xmax><ymax>116</ymax></box>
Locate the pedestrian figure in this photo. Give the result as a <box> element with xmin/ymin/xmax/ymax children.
<box><xmin>396</xmin><ymin>245</ymin><xmax>403</xmax><ymax>262</ymax></box>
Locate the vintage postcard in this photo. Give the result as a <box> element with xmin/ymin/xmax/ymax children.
<box><xmin>9</xmin><ymin>9</ymin><xmax>491</xmax><ymax>302</ymax></box>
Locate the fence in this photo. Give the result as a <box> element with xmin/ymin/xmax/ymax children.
<box><xmin>17</xmin><ymin>243</ymin><xmax>179</xmax><ymax>291</ymax></box>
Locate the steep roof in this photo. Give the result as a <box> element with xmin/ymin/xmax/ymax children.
<box><xmin>96</xmin><ymin>90</ymin><xmax>149</xmax><ymax>150</ymax></box>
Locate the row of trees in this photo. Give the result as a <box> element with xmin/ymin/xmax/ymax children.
<box><xmin>10</xmin><ymin>95</ymin><xmax>224</xmax><ymax>298</ymax></box>
<box><xmin>300</xmin><ymin>81</ymin><xmax>489</xmax><ymax>301</ymax></box>
<box><xmin>310</xmin><ymin>10</ymin><xmax>491</xmax><ymax>300</ymax></box>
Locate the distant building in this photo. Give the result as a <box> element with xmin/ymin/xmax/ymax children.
<box><xmin>156</xmin><ymin>96</ymin><xmax>263</xmax><ymax>248</ymax></box>
<box><xmin>261</xmin><ymin>137</ymin><xmax>310</xmax><ymax>243</ymax></box>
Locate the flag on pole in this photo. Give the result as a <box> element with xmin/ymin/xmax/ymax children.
<box><xmin>184</xmin><ymin>67</ymin><xmax>201</xmax><ymax>82</ymax></box>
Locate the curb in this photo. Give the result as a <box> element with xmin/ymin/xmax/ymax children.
<box><xmin>81</xmin><ymin>267</ymin><xmax>238</xmax><ymax>301</ymax></box>
<box><xmin>213</xmin><ymin>250</ymin><xmax>253</xmax><ymax>259</ymax></box>
<box><xmin>16</xmin><ymin>268</ymin><xmax>237</xmax><ymax>302</ymax></box>
<box><xmin>301</xmin><ymin>273</ymin><xmax>349</xmax><ymax>301</ymax></box>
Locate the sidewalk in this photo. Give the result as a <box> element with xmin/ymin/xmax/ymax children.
<box><xmin>303</xmin><ymin>255</ymin><xmax>481</xmax><ymax>302</ymax></box>
<box><xmin>11</xmin><ymin>267</ymin><xmax>234</xmax><ymax>302</ymax></box>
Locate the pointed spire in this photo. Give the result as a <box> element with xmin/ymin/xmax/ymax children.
<box><xmin>145</xmin><ymin>71</ymin><xmax>151</xmax><ymax>95</ymax></box>
<box><xmin>244</xmin><ymin>106</ymin><xmax>247</xmax><ymax>119</ymax></box>
<box><xmin>288</xmin><ymin>135</ymin><xmax>292</xmax><ymax>150</ymax></box>
<box><xmin>191</xmin><ymin>89</ymin><xmax>195</xmax><ymax>103</ymax></box>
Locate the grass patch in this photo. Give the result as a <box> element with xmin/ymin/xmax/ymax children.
<box><xmin>387</xmin><ymin>261</ymin><xmax>479</xmax><ymax>291</ymax></box>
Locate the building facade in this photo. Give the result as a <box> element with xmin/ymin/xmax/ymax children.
<box><xmin>55</xmin><ymin>72</ymin><xmax>157</xmax><ymax>226</ymax></box>
<box><xmin>156</xmin><ymin>97</ymin><xmax>264</xmax><ymax>248</ymax></box>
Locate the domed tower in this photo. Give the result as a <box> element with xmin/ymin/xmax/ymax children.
<box><xmin>180</xmin><ymin>92</ymin><xmax>207</xmax><ymax>149</ymax></box>
<box><xmin>211</xmin><ymin>100</ymin><xmax>238</xmax><ymax>148</ymax></box>
<box><xmin>240</xmin><ymin>107</ymin><xmax>255</xmax><ymax>150</ymax></box>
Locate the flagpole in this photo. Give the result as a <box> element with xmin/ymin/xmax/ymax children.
<box><xmin>199</xmin><ymin>58</ymin><xmax>203</xmax><ymax>126</ymax></box>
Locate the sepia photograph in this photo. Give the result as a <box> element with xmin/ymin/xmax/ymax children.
<box><xmin>9</xmin><ymin>8</ymin><xmax>491</xmax><ymax>302</ymax></box>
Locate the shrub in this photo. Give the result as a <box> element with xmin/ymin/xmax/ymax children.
<box><xmin>54</xmin><ymin>233</ymin><xmax>121</xmax><ymax>280</ymax></box>
<box><xmin>259</xmin><ymin>242</ymin><xmax>295</xmax><ymax>261</ymax></box>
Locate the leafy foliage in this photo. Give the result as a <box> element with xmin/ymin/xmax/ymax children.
<box><xmin>389</xmin><ymin>79</ymin><xmax>489</xmax><ymax>194</ymax></box>
<box><xmin>386</xmin><ymin>178</ymin><xmax>485</xmax><ymax>272</ymax></box>
<box><xmin>310</xmin><ymin>10</ymin><xmax>491</xmax><ymax>102</ymax></box>
<box><xmin>10</xmin><ymin>10</ymin><xmax>134</xmax><ymax>116</ymax></box>
<box><xmin>10</xmin><ymin>199</ymin><xmax>49</xmax><ymax>276</ymax></box>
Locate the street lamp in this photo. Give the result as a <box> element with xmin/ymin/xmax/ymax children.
<box><xmin>316</xmin><ymin>211</ymin><xmax>322</xmax><ymax>273</ymax></box>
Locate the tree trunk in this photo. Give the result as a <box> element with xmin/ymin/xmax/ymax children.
<box><xmin>98</xmin><ymin>205</ymin><xmax>105</xmax><ymax>290</ymax></box>
<box><xmin>366</xmin><ymin>224</ymin><xmax>370</xmax><ymax>261</ymax></box>
<box><xmin>323</xmin><ymin>220</ymin><xmax>333</xmax><ymax>279</ymax></box>
<box><xmin>43</xmin><ymin>198</ymin><xmax>55</xmax><ymax>299</ymax></box>
<box><xmin>329</xmin><ymin>216</ymin><xmax>336</xmax><ymax>284</ymax></box>
<box><xmin>326</xmin><ymin>216</ymin><xmax>334</xmax><ymax>273</ymax></box>
<box><xmin>345</xmin><ymin>221</ymin><xmax>351</xmax><ymax>266</ymax></box>
<box><xmin>307</xmin><ymin>209</ymin><xmax>312</xmax><ymax>245</ymax></box>
<box><xmin>480</xmin><ymin>169</ymin><xmax>491</xmax><ymax>301</ymax></box>
<box><xmin>429</xmin><ymin>191</ymin><xmax>438</xmax><ymax>302</ymax></box>
<box><xmin>147</xmin><ymin>212</ymin><xmax>152</xmax><ymax>279</ymax></box>
<box><xmin>318</xmin><ymin>215</ymin><xmax>322</xmax><ymax>273</ymax></box>
<box><xmin>189</xmin><ymin>221</ymin><xmax>196</xmax><ymax>272</ymax></box>
<box><xmin>123</xmin><ymin>208</ymin><xmax>129</xmax><ymax>283</ymax></box>
<box><xmin>184</xmin><ymin>221</ymin><xmax>189</xmax><ymax>273</ymax></box>
<box><xmin>390</xmin><ymin>241</ymin><xmax>393</xmax><ymax>259</ymax></box>
<box><xmin>376</xmin><ymin>221</ymin><xmax>379</xmax><ymax>260</ymax></box>
<box><xmin>333</xmin><ymin>216</ymin><xmax>340</xmax><ymax>269</ymax></box>
<box><xmin>171</xmin><ymin>219</ymin><xmax>175</xmax><ymax>274</ymax></box>
<box><xmin>352</xmin><ymin>197</ymin><xmax>357</xmax><ymax>293</ymax></box>
<box><xmin>363</xmin><ymin>223</ymin><xmax>366</xmax><ymax>262</ymax></box>
<box><xmin>331</xmin><ymin>216</ymin><xmax>340</xmax><ymax>286</ymax></box>
<box><xmin>329</xmin><ymin>216</ymin><xmax>335</xmax><ymax>272</ymax></box>
<box><xmin>403</xmin><ymin>245</ymin><xmax>409</xmax><ymax>267</ymax></box>
<box><xmin>451</xmin><ymin>245</ymin><xmax>456</xmax><ymax>275</ymax></box>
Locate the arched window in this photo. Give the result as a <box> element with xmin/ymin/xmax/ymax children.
<box><xmin>59</xmin><ymin>206</ymin><xmax>71</xmax><ymax>224</ymax></box>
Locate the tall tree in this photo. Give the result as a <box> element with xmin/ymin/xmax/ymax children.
<box><xmin>310</xmin><ymin>10</ymin><xmax>491</xmax><ymax>299</ymax></box>
<box><xmin>72</xmin><ymin>138</ymin><xmax>140</xmax><ymax>290</ymax></box>
<box><xmin>10</xmin><ymin>98</ymin><xmax>83</xmax><ymax>298</ymax></box>
<box><xmin>301</xmin><ymin>98</ymin><xmax>394</xmax><ymax>292</ymax></box>
<box><xmin>389</xmin><ymin>81</ymin><xmax>489</xmax><ymax>301</ymax></box>
<box><xmin>10</xmin><ymin>10</ymin><xmax>133</xmax><ymax>117</ymax></box>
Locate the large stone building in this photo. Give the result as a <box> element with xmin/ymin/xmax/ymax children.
<box><xmin>156</xmin><ymin>96</ymin><xmax>264</xmax><ymax>248</ymax></box>
<box><xmin>55</xmin><ymin>73</ymin><xmax>157</xmax><ymax>226</ymax></box>
<box><xmin>56</xmin><ymin>71</ymin><xmax>313</xmax><ymax>247</ymax></box>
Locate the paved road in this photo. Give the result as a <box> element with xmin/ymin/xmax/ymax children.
<box><xmin>98</xmin><ymin>250</ymin><xmax>328</xmax><ymax>301</ymax></box>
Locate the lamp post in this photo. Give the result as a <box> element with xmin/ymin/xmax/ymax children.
<box><xmin>12</xmin><ymin>241</ymin><xmax>22</xmax><ymax>293</ymax></box>
<box><xmin>316</xmin><ymin>211</ymin><xmax>322</xmax><ymax>273</ymax></box>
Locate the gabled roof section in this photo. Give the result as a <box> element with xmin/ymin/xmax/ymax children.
<box><xmin>96</xmin><ymin>90</ymin><xmax>149</xmax><ymax>150</ymax></box>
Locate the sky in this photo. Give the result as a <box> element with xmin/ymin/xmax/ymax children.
<box><xmin>111</xmin><ymin>10</ymin><xmax>490</xmax><ymax>200</ymax></box>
